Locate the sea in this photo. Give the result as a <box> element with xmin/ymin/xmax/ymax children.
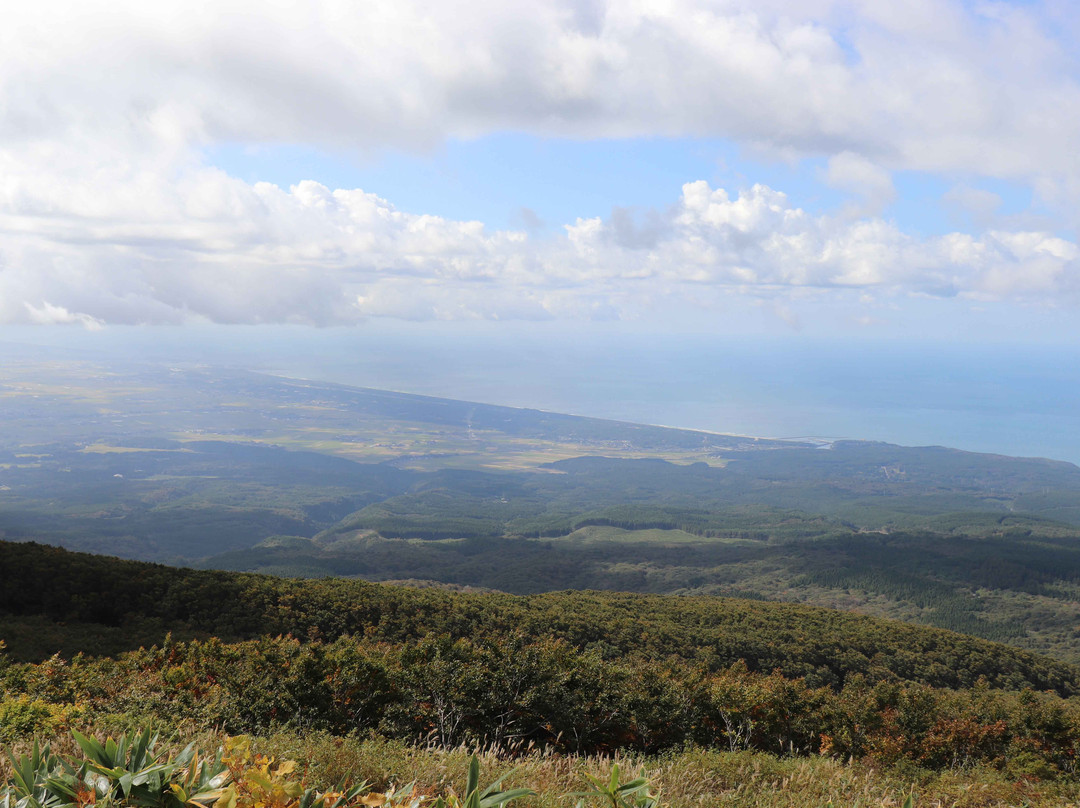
<box><xmin>6</xmin><ymin>324</ymin><xmax>1080</xmax><ymax>466</ymax></box>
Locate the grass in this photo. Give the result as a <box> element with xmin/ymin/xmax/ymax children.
<box><xmin>212</xmin><ymin>734</ymin><xmax>1080</xmax><ymax>807</ymax></box>
<box><xmin>247</xmin><ymin>738</ymin><xmax>1080</xmax><ymax>808</ymax></box>
<box><xmin>10</xmin><ymin>729</ymin><xmax>1058</xmax><ymax>807</ymax></box>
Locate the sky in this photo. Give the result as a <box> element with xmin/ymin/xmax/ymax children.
<box><xmin>2</xmin><ymin>0</ymin><xmax>1080</xmax><ymax>338</ymax></box>
<box><xmin>4</xmin><ymin>1</ymin><xmax>1080</xmax><ymax>457</ymax></box>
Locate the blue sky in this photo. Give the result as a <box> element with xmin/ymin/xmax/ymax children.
<box><xmin>206</xmin><ymin>135</ymin><xmax>1044</xmax><ymax>241</ymax></box>
<box><xmin>206</xmin><ymin>136</ymin><xmax>844</xmax><ymax>234</ymax></box>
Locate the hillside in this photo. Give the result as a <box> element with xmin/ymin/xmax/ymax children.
<box><xmin>5</xmin><ymin>540</ymin><xmax>1080</xmax><ymax>790</ymax></box>
<box><xmin>0</xmin><ymin>540</ymin><xmax>1076</xmax><ymax>695</ymax></box>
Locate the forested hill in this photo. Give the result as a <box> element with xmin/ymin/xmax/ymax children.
<box><xmin>1</xmin><ymin>540</ymin><xmax>1077</xmax><ymax>696</ymax></box>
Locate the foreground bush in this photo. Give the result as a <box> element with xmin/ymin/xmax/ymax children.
<box><xmin>5</xmin><ymin>635</ymin><xmax>1080</xmax><ymax>777</ymax></box>
<box><xmin>0</xmin><ymin>729</ymin><xmax>541</xmax><ymax>808</ymax></box>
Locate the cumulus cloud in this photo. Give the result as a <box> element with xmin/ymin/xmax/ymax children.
<box><xmin>559</xmin><ymin>182</ymin><xmax>1080</xmax><ymax>301</ymax></box>
<box><xmin>3</xmin><ymin>170</ymin><xmax>1077</xmax><ymax>325</ymax></box>
<box><xmin>2</xmin><ymin>0</ymin><xmax>1080</xmax><ymax>325</ymax></box>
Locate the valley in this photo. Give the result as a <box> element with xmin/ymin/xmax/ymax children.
<box><xmin>3</xmin><ymin>357</ymin><xmax>1080</xmax><ymax>664</ymax></box>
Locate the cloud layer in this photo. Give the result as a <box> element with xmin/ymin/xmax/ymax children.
<box><xmin>2</xmin><ymin>0</ymin><xmax>1080</xmax><ymax>325</ymax></box>
<box><xmin>8</xmin><ymin>0</ymin><xmax>1080</xmax><ymax>174</ymax></box>
<box><xmin>4</xmin><ymin>173</ymin><xmax>1076</xmax><ymax>325</ymax></box>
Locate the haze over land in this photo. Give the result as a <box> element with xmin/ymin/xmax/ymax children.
<box><xmin>6</xmin><ymin>328</ymin><xmax>1080</xmax><ymax>465</ymax></box>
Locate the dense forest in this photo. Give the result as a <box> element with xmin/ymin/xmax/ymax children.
<box><xmin>201</xmin><ymin>525</ymin><xmax>1080</xmax><ymax>663</ymax></box>
<box><xmin>1</xmin><ymin>541</ymin><xmax>1076</xmax><ymax>695</ymax></box>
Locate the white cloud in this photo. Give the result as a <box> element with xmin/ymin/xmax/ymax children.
<box><xmin>3</xmin><ymin>1</ymin><xmax>1080</xmax><ymax>177</ymax></box>
<box><xmin>2</xmin><ymin>0</ymin><xmax>1080</xmax><ymax>325</ymax></box>
<box><xmin>560</xmin><ymin>181</ymin><xmax>1080</xmax><ymax>303</ymax></box>
<box><xmin>23</xmin><ymin>302</ymin><xmax>104</xmax><ymax>330</ymax></box>
<box><xmin>824</xmin><ymin>152</ymin><xmax>896</xmax><ymax>216</ymax></box>
<box><xmin>5</xmin><ymin>171</ymin><xmax>1075</xmax><ymax>325</ymax></box>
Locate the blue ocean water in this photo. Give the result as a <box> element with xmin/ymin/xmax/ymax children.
<box><xmin>259</xmin><ymin>330</ymin><xmax>1080</xmax><ymax>466</ymax></box>
<box><xmin>5</xmin><ymin>325</ymin><xmax>1080</xmax><ymax>465</ymax></box>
